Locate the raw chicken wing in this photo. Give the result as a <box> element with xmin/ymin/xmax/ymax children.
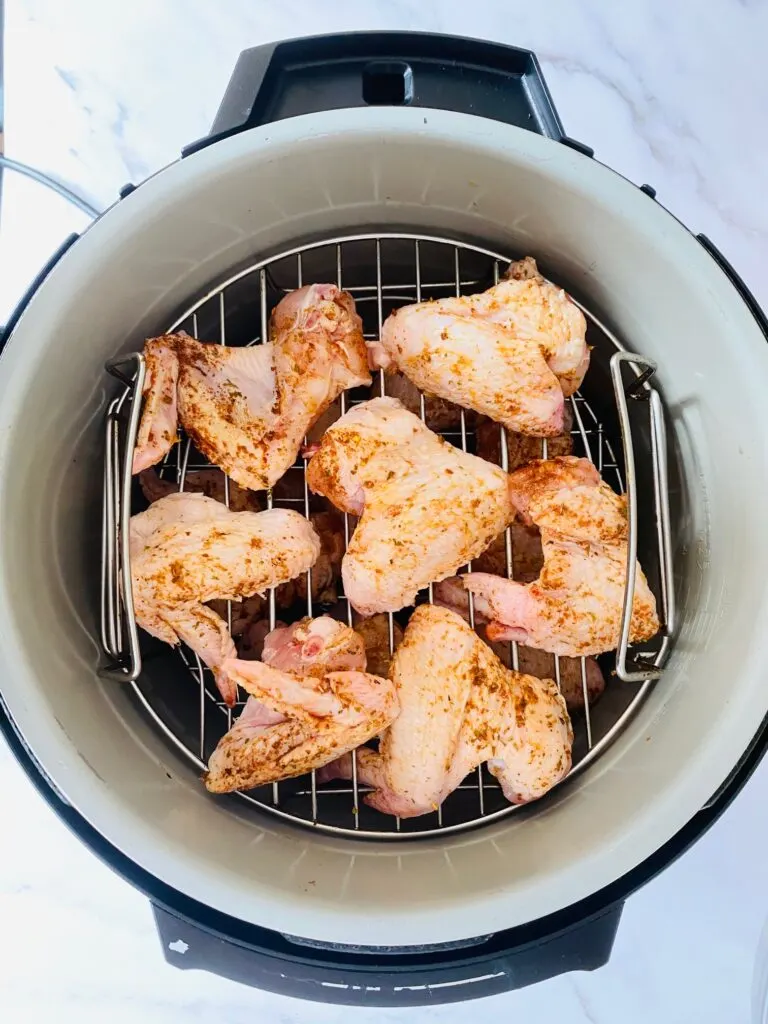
<box><xmin>139</xmin><ymin>482</ymin><xmax>343</xmax><ymax>609</ymax></box>
<box><xmin>432</xmin><ymin>576</ymin><xmax>605</xmax><ymax>713</ymax></box>
<box><xmin>132</xmin><ymin>284</ymin><xmax>371</xmax><ymax>490</ymax></box>
<box><xmin>235</xmin><ymin>615</ymin><xmax>367</xmax><ymax>717</ymax></box>
<box><xmin>319</xmin><ymin>605</ymin><xmax>572</xmax><ymax>816</ymax></box>
<box><xmin>440</xmin><ymin>257</ymin><xmax>589</xmax><ymax>396</ymax></box>
<box><xmin>462</xmin><ymin>457</ymin><xmax>660</xmax><ymax>657</ymax></box>
<box><xmin>306</xmin><ymin>397</ymin><xmax>514</xmax><ymax>614</ymax></box>
<box><xmin>380</xmin><ymin>303</ymin><xmax>564</xmax><ymax>436</ymax></box>
<box><xmin>130</xmin><ymin>492</ymin><xmax>320</xmax><ymax>705</ymax></box>
<box><xmin>204</xmin><ymin>618</ymin><xmax>397</xmax><ymax>793</ymax></box>
<box><xmin>377</xmin><ymin>257</ymin><xmax>588</xmax><ymax>436</ymax></box>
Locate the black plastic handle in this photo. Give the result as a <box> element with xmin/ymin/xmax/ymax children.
<box><xmin>183</xmin><ymin>31</ymin><xmax>567</xmax><ymax>158</ymax></box>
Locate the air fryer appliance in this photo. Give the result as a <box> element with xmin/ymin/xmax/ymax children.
<box><xmin>1</xmin><ymin>32</ymin><xmax>767</xmax><ymax>1006</ymax></box>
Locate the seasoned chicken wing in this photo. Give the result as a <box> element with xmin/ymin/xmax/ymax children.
<box><xmin>130</xmin><ymin>492</ymin><xmax>320</xmax><ymax>705</ymax></box>
<box><xmin>380</xmin><ymin>303</ymin><xmax>564</xmax><ymax>437</ymax></box>
<box><xmin>219</xmin><ymin>615</ymin><xmax>368</xmax><ymax>742</ymax></box>
<box><xmin>318</xmin><ymin>605</ymin><xmax>572</xmax><ymax>816</ymax></box>
<box><xmin>470</xmin><ymin>409</ymin><xmax>574</xmax><ymax>587</ymax></box>
<box><xmin>445</xmin><ymin>257</ymin><xmax>589</xmax><ymax>396</ymax></box>
<box><xmin>431</xmin><ymin>576</ymin><xmax>605</xmax><ymax>713</ymax></box>
<box><xmin>132</xmin><ymin>284</ymin><xmax>371</xmax><ymax>490</ymax></box>
<box><xmin>306</xmin><ymin>397</ymin><xmax>514</xmax><ymax>615</ymax></box>
<box><xmin>140</xmin><ymin>467</ymin><xmax>343</xmax><ymax>610</ymax></box>
<box><xmin>232</xmin><ymin>608</ymin><xmax>361</xmax><ymax>665</ymax></box>
<box><xmin>462</xmin><ymin>457</ymin><xmax>660</xmax><ymax>657</ymax></box>
<box><xmin>132</xmin><ymin>335</ymin><xmax>179</xmax><ymax>472</ymax></box>
<box><xmin>204</xmin><ymin>620</ymin><xmax>397</xmax><ymax>794</ymax></box>
<box><xmin>377</xmin><ymin>258</ymin><xmax>588</xmax><ymax>437</ymax></box>
<box><xmin>207</xmin><ymin>514</ymin><xmax>342</xmax><ymax>659</ymax></box>
<box><xmin>208</xmin><ymin>508</ymin><xmax>344</xmax><ymax>628</ymax></box>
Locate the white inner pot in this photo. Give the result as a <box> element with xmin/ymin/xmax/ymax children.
<box><xmin>1</xmin><ymin>107</ymin><xmax>767</xmax><ymax>948</ymax></box>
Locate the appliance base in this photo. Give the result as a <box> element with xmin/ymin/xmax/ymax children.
<box><xmin>153</xmin><ymin>903</ymin><xmax>622</xmax><ymax>1006</ymax></box>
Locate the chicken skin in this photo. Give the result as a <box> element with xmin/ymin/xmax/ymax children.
<box><xmin>132</xmin><ymin>284</ymin><xmax>371</xmax><ymax>490</ymax></box>
<box><xmin>376</xmin><ymin>258</ymin><xmax>588</xmax><ymax>437</ymax></box>
<box><xmin>130</xmin><ymin>492</ymin><xmax>320</xmax><ymax>705</ymax></box>
<box><xmin>440</xmin><ymin>257</ymin><xmax>589</xmax><ymax>397</ymax></box>
<box><xmin>318</xmin><ymin>605</ymin><xmax>572</xmax><ymax>816</ymax></box>
<box><xmin>306</xmin><ymin>397</ymin><xmax>515</xmax><ymax>615</ymax></box>
<box><xmin>204</xmin><ymin>618</ymin><xmax>397</xmax><ymax>793</ymax></box>
<box><xmin>462</xmin><ymin>457</ymin><xmax>660</xmax><ymax>657</ymax></box>
<box><xmin>380</xmin><ymin>304</ymin><xmax>564</xmax><ymax>437</ymax></box>
<box><xmin>431</xmin><ymin>576</ymin><xmax>605</xmax><ymax>714</ymax></box>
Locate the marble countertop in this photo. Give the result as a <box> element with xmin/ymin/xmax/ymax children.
<box><xmin>2</xmin><ymin>1</ymin><xmax>768</xmax><ymax>1021</ymax></box>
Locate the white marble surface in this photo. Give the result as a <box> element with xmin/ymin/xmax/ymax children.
<box><xmin>2</xmin><ymin>1</ymin><xmax>768</xmax><ymax>1021</ymax></box>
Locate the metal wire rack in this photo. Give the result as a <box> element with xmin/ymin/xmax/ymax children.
<box><xmin>101</xmin><ymin>232</ymin><xmax>674</xmax><ymax>839</ymax></box>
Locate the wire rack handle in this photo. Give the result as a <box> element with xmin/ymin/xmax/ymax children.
<box><xmin>100</xmin><ymin>352</ymin><xmax>145</xmax><ymax>682</ymax></box>
<box><xmin>610</xmin><ymin>351</ymin><xmax>675</xmax><ymax>683</ymax></box>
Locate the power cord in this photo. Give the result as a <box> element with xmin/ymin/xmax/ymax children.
<box><xmin>0</xmin><ymin>2</ymin><xmax>100</xmax><ymax>336</ymax></box>
<box><xmin>0</xmin><ymin>156</ymin><xmax>100</xmax><ymax>341</ymax></box>
<box><xmin>0</xmin><ymin>154</ymin><xmax>100</xmax><ymax>218</ymax></box>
